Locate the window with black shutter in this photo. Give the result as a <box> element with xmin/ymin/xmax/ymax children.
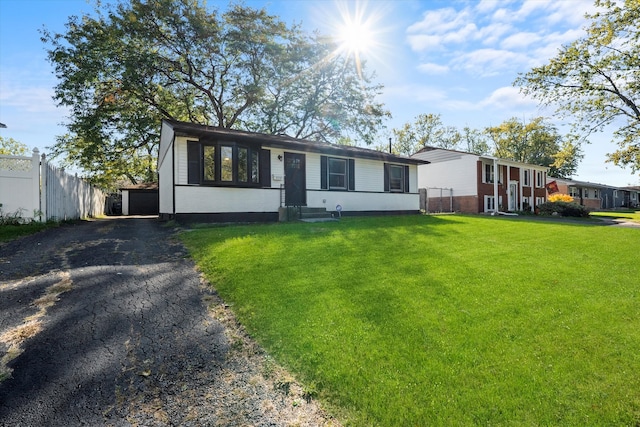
<box><xmin>186</xmin><ymin>140</ymin><xmax>267</xmax><ymax>187</ymax></box>
<box><xmin>384</xmin><ymin>163</ymin><xmax>409</xmax><ymax>193</ymax></box>
<box><xmin>321</xmin><ymin>156</ymin><xmax>355</xmax><ymax>191</ymax></box>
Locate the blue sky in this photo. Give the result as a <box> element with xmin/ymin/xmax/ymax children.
<box><xmin>1</xmin><ymin>0</ymin><xmax>638</xmax><ymax>186</ymax></box>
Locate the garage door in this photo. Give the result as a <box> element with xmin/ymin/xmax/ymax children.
<box><xmin>128</xmin><ymin>190</ymin><xmax>159</xmax><ymax>215</ymax></box>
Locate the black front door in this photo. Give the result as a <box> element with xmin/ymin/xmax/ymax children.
<box><xmin>284</xmin><ymin>152</ymin><xmax>306</xmax><ymax>206</ymax></box>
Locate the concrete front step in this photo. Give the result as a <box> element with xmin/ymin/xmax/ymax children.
<box><xmin>278</xmin><ymin>206</ymin><xmax>336</xmax><ymax>221</ymax></box>
<box><xmin>300</xmin><ymin>211</ymin><xmax>333</xmax><ymax>220</ymax></box>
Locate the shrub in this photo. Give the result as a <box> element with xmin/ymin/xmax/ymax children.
<box><xmin>548</xmin><ymin>193</ymin><xmax>574</xmax><ymax>203</ymax></box>
<box><xmin>538</xmin><ymin>201</ymin><xmax>590</xmax><ymax>217</ymax></box>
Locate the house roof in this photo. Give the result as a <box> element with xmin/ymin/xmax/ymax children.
<box><xmin>163</xmin><ymin>119</ymin><xmax>428</xmax><ymax>165</ymax></box>
<box><xmin>120</xmin><ymin>183</ymin><xmax>158</xmax><ymax>191</ymax></box>
<box><xmin>413</xmin><ymin>146</ymin><xmax>548</xmax><ymax>170</ymax></box>
<box><xmin>548</xmin><ymin>176</ymin><xmax>624</xmax><ymax>190</ymax></box>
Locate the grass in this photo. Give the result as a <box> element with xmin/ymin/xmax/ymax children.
<box><xmin>0</xmin><ymin>222</ymin><xmax>57</xmax><ymax>242</ymax></box>
<box><xmin>181</xmin><ymin>215</ymin><xmax>640</xmax><ymax>426</ymax></box>
<box><xmin>591</xmin><ymin>209</ymin><xmax>640</xmax><ymax>223</ymax></box>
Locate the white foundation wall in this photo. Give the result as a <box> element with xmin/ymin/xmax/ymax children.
<box><xmin>307</xmin><ymin>191</ymin><xmax>419</xmax><ymax>212</ymax></box>
<box><xmin>175</xmin><ymin>186</ymin><xmax>280</xmax><ymax>213</ymax></box>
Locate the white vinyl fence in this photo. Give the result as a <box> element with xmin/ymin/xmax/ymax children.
<box><xmin>0</xmin><ymin>149</ymin><xmax>106</xmax><ymax>222</ymax></box>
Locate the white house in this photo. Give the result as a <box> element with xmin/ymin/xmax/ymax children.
<box><xmin>158</xmin><ymin>119</ymin><xmax>427</xmax><ymax>222</ymax></box>
<box><xmin>412</xmin><ymin>147</ymin><xmax>549</xmax><ymax>213</ymax></box>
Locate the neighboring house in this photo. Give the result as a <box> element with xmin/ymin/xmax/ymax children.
<box><xmin>549</xmin><ymin>178</ymin><xmax>622</xmax><ymax>210</ymax></box>
<box><xmin>158</xmin><ymin>119</ymin><xmax>427</xmax><ymax>222</ymax></box>
<box><xmin>412</xmin><ymin>147</ymin><xmax>548</xmax><ymax>214</ymax></box>
<box><xmin>621</xmin><ymin>186</ymin><xmax>640</xmax><ymax>208</ymax></box>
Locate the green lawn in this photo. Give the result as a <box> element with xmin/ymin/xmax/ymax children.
<box><xmin>591</xmin><ymin>209</ymin><xmax>640</xmax><ymax>223</ymax></box>
<box><xmin>181</xmin><ymin>215</ymin><xmax>640</xmax><ymax>426</ymax></box>
<box><xmin>0</xmin><ymin>222</ymin><xmax>56</xmax><ymax>242</ymax></box>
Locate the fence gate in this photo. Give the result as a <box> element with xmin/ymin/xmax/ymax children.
<box><xmin>420</xmin><ymin>187</ymin><xmax>454</xmax><ymax>213</ymax></box>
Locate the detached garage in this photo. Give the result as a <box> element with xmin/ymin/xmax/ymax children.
<box><xmin>121</xmin><ymin>183</ymin><xmax>159</xmax><ymax>216</ymax></box>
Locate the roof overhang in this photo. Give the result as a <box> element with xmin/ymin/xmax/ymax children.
<box><xmin>163</xmin><ymin>119</ymin><xmax>428</xmax><ymax>166</ymax></box>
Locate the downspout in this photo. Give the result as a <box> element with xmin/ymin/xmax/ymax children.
<box><xmin>518</xmin><ymin>168</ymin><xmax>523</xmax><ymax>211</ymax></box>
<box><xmin>171</xmin><ymin>134</ymin><xmax>176</xmax><ymax>217</ymax></box>
<box><xmin>493</xmin><ymin>158</ymin><xmax>499</xmax><ymax>214</ymax></box>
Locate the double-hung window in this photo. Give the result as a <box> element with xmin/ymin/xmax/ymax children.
<box><xmin>188</xmin><ymin>140</ymin><xmax>269</xmax><ymax>187</ymax></box>
<box><xmin>384</xmin><ymin>163</ymin><xmax>410</xmax><ymax>193</ymax></box>
<box><xmin>569</xmin><ymin>187</ymin><xmax>579</xmax><ymax>198</ymax></box>
<box><xmin>329</xmin><ymin>158</ymin><xmax>347</xmax><ymax>190</ymax></box>
<box><xmin>320</xmin><ymin>156</ymin><xmax>355</xmax><ymax>191</ymax></box>
<box><xmin>523</xmin><ymin>170</ymin><xmax>530</xmax><ymax>187</ymax></box>
<box><xmin>536</xmin><ymin>170</ymin><xmax>544</xmax><ymax>188</ymax></box>
<box><xmin>484</xmin><ymin>163</ymin><xmax>494</xmax><ymax>184</ymax></box>
<box><xmin>484</xmin><ymin>195</ymin><xmax>496</xmax><ymax>212</ymax></box>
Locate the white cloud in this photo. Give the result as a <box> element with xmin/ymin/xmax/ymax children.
<box><xmin>406</xmin><ymin>7</ymin><xmax>479</xmax><ymax>52</ymax></box>
<box><xmin>417</xmin><ymin>63</ymin><xmax>449</xmax><ymax>75</ymax></box>
<box><xmin>479</xmin><ymin>86</ymin><xmax>538</xmax><ymax>110</ymax></box>
<box><xmin>407</xmin><ymin>7</ymin><xmax>471</xmax><ymax>35</ymax></box>
<box><xmin>451</xmin><ymin>49</ymin><xmax>531</xmax><ymax>77</ymax></box>
<box><xmin>478</xmin><ymin>22</ymin><xmax>513</xmax><ymax>46</ymax></box>
<box><xmin>404</xmin><ymin>0</ymin><xmax>594</xmax><ymax>78</ymax></box>
<box><xmin>475</xmin><ymin>0</ymin><xmax>510</xmax><ymax>14</ymax></box>
<box><xmin>0</xmin><ymin>82</ymin><xmax>59</xmax><ymax>114</ymax></box>
<box><xmin>500</xmin><ymin>32</ymin><xmax>542</xmax><ymax>50</ymax></box>
<box><xmin>384</xmin><ymin>84</ymin><xmax>450</xmax><ymax>104</ymax></box>
<box><xmin>406</xmin><ymin>34</ymin><xmax>445</xmax><ymax>51</ymax></box>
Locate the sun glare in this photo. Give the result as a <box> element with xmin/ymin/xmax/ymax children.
<box><xmin>338</xmin><ymin>17</ymin><xmax>374</xmax><ymax>56</ymax></box>
<box><xmin>332</xmin><ymin>1</ymin><xmax>383</xmax><ymax>79</ymax></box>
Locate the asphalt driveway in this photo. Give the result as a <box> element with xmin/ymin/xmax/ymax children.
<box><xmin>0</xmin><ymin>218</ymin><xmax>335</xmax><ymax>426</ymax></box>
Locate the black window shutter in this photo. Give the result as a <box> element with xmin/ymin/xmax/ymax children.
<box><xmin>383</xmin><ymin>163</ymin><xmax>389</xmax><ymax>192</ymax></box>
<box><xmin>260</xmin><ymin>149</ymin><xmax>271</xmax><ymax>187</ymax></box>
<box><xmin>404</xmin><ymin>165</ymin><xmax>410</xmax><ymax>193</ymax></box>
<box><xmin>187</xmin><ymin>141</ymin><xmax>201</xmax><ymax>184</ymax></box>
<box><xmin>320</xmin><ymin>156</ymin><xmax>328</xmax><ymax>189</ymax></box>
<box><xmin>348</xmin><ymin>159</ymin><xmax>355</xmax><ymax>191</ymax></box>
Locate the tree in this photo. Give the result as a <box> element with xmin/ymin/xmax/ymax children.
<box><xmin>550</xmin><ymin>135</ymin><xmax>585</xmax><ymax>179</ymax></box>
<box><xmin>42</xmin><ymin>0</ymin><xmax>389</xmax><ymax>187</ymax></box>
<box><xmin>461</xmin><ymin>126</ymin><xmax>490</xmax><ymax>155</ymax></box>
<box><xmin>390</xmin><ymin>113</ymin><xmax>460</xmax><ymax>155</ymax></box>
<box><xmin>0</xmin><ymin>137</ymin><xmax>30</xmax><ymax>156</ymax></box>
<box><xmin>514</xmin><ymin>0</ymin><xmax>640</xmax><ymax>173</ymax></box>
<box><xmin>485</xmin><ymin>117</ymin><xmax>582</xmax><ymax>178</ymax></box>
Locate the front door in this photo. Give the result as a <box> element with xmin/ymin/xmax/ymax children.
<box><xmin>508</xmin><ymin>182</ymin><xmax>518</xmax><ymax>211</ymax></box>
<box><xmin>284</xmin><ymin>152</ymin><xmax>306</xmax><ymax>206</ymax></box>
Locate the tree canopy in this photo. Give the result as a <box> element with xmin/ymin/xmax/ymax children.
<box><xmin>42</xmin><ymin>0</ymin><xmax>389</xmax><ymax>187</ymax></box>
<box><xmin>486</xmin><ymin>117</ymin><xmax>583</xmax><ymax>178</ymax></box>
<box><xmin>389</xmin><ymin>113</ymin><xmax>461</xmax><ymax>155</ymax></box>
<box><xmin>389</xmin><ymin>114</ymin><xmax>581</xmax><ymax>178</ymax></box>
<box><xmin>514</xmin><ymin>0</ymin><xmax>640</xmax><ymax>173</ymax></box>
<box><xmin>0</xmin><ymin>137</ymin><xmax>30</xmax><ymax>156</ymax></box>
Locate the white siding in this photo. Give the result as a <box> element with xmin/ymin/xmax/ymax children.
<box><xmin>270</xmin><ymin>148</ymin><xmax>285</xmax><ymax>187</ymax></box>
<box><xmin>306</xmin><ymin>152</ymin><xmax>321</xmax><ymax>190</ymax></box>
<box><xmin>415</xmin><ymin>154</ymin><xmax>478</xmax><ymax>196</ymax></box>
<box><xmin>356</xmin><ymin>158</ymin><xmax>383</xmax><ymax>192</ymax></box>
<box><xmin>175</xmin><ymin>137</ymin><xmax>190</xmax><ymax>186</ymax></box>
